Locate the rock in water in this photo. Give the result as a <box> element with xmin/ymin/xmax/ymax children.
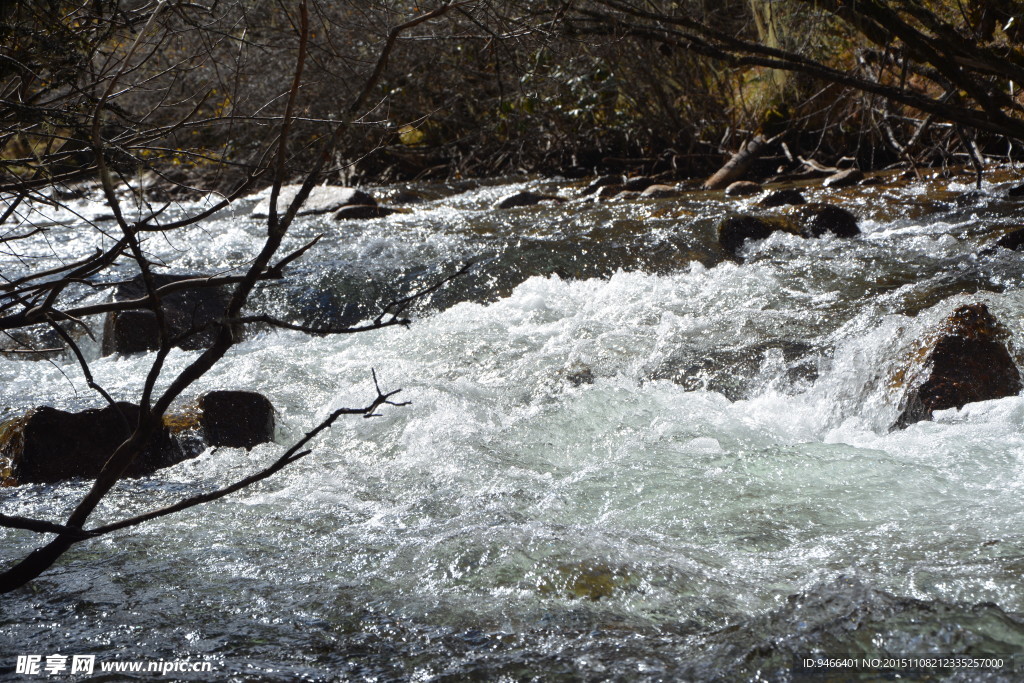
<box><xmin>333</xmin><ymin>204</ymin><xmax>398</xmax><ymax>220</ymax></box>
<box><xmin>0</xmin><ymin>391</ymin><xmax>277</xmax><ymax>484</ymax></box>
<box><xmin>725</xmin><ymin>180</ymin><xmax>761</xmax><ymax>197</ymax></box>
<box><xmin>102</xmin><ymin>273</ymin><xmax>231</xmax><ymax>356</ymax></box>
<box><xmin>793</xmin><ymin>203</ymin><xmax>859</xmax><ymax>238</ymax></box>
<box><xmin>0</xmin><ymin>403</ymin><xmax>186</xmax><ymax>484</ymax></box>
<box><xmin>718</xmin><ymin>215</ymin><xmax>795</xmax><ymax>256</ymax></box>
<box><xmin>580</xmin><ymin>175</ymin><xmax>625</xmax><ymax>196</ymax></box>
<box><xmin>252</xmin><ymin>185</ymin><xmax>376</xmax><ymax>218</ymax></box>
<box><xmin>199</xmin><ymin>391</ymin><xmax>275</xmax><ymax>449</ymax></box>
<box><xmin>822</xmin><ymin>168</ymin><xmax>864</xmax><ymax>189</ymax></box>
<box><xmin>895</xmin><ymin>303</ymin><xmax>1022</xmax><ymax>428</ymax></box>
<box><xmin>492</xmin><ymin>190</ymin><xmax>563</xmax><ymax>209</ymax></box>
<box><xmin>757</xmin><ymin>189</ymin><xmax>805</xmax><ymax>207</ymax></box>
<box><xmin>640</xmin><ymin>184</ymin><xmax>680</xmax><ymax>199</ymax></box>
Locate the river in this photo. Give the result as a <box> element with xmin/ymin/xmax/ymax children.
<box><xmin>2</xmin><ymin>173</ymin><xmax>1023</xmax><ymax>680</ymax></box>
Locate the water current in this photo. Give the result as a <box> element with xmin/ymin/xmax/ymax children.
<box><xmin>2</xmin><ymin>173</ymin><xmax>1024</xmax><ymax>680</ymax></box>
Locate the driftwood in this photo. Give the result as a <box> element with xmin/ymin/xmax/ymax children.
<box><xmin>703</xmin><ymin>135</ymin><xmax>773</xmax><ymax>190</ymax></box>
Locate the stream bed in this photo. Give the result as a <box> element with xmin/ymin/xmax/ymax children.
<box><xmin>2</xmin><ymin>172</ymin><xmax>1024</xmax><ymax>680</ymax></box>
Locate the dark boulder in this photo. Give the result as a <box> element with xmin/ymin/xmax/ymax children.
<box><xmin>0</xmin><ymin>403</ymin><xmax>188</xmax><ymax>484</ymax></box>
<box><xmin>581</xmin><ymin>175</ymin><xmax>626</xmax><ymax>196</ymax></box>
<box><xmin>102</xmin><ymin>273</ymin><xmax>231</xmax><ymax>356</ymax></box>
<box><xmin>252</xmin><ymin>185</ymin><xmax>375</xmax><ymax>218</ymax></box>
<box><xmin>822</xmin><ymin>168</ymin><xmax>864</xmax><ymax>189</ymax></box>
<box><xmin>793</xmin><ymin>203</ymin><xmax>860</xmax><ymax>238</ymax></box>
<box><xmin>895</xmin><ymin>303</ymin><xmax>1022</xmax><ymax>429</ymax></box>
<box><xmin>994</xmin><ymin>227</ymin><xmax>1024</xmax><ymax>251</ymax></box>
<box><xmin>198</xmin><ymin>391</ymin><xmax>275</xmax><ymax>449</ymax></box>
<box><xmin>718</xmin><ymin>215</ymin><xmax>798</xmax><ymax>256</ymax></box>
<box><xmin>333</xmin><ymin>204</ymin><xmax>399</xmax><ymax>220</ymax></box>
<box><xmin>725</xmin><ymin>180</ymin><xmax>761</xmax><ymax>197</ymax></box>
<box><xmin>596</xmin><ymin>184</ymin><xmax>627</xmax><ymax>199</ymax></box>
<box><xmin>757</xmin><ymin>189</ymin><xmax>805</xmax><ymax>208</ymax></box>
<box><xmin>622</xmin><ymin>176</ymin><xmax>658</xmax><ymax>192</ymax></box>
<box><xmin>718</xmin><ymin>204</ymin><xmax>859</xmax><ymax>256</ymax></box>
<box><xmin>1007</xmin><ymin>182</ymin><xmax>1024</xmax><ymax>198</ymax></box>
<box><xmin>492</xmin><ymin>190</ymin><xmax>564</xmax><ymax>209</ymax></box>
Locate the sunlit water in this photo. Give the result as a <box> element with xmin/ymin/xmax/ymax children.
<box><xmin>2</xmin><ymin>174</ymin><xmax>1024</xmax><ymax>680</ymax></box>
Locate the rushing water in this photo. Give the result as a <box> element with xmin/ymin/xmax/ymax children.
<box><xmin>2</xmin><ymin>173</ymin><xmax>1024</xmax><ymax>680</ymax></box>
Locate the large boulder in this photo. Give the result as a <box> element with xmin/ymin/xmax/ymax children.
<box><xmin>0</xmin><ymin>403</ymin><xmax>185</xmax><ymax>484</ymax></box>
<box><xmin>252</xmin><ymin>185</ymin><xmax>376</xmax><ymax>218</ymax></box>
<box><xmin>102</xmin><ymin>273</ymin><xmax>231</xmax><ymax>356</ymax></box>
<box><xmin>894</xmin><ymin>303</ymin><xmax>1022</xmax><ymax>428</ymax></box>
<box><xmin>1</xmin><ymin>392</ymin><xmax>277</xmax><ymax>484</ymax></box>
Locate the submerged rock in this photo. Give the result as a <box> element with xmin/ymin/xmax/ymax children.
<box><xmin>492</xmin><ymin>190</ymin><xmax>564</xmax><ymax>209</ymax></box>
<box><xmin>102</xmin><ymin>273</ymin><xmax>231</xmax><ymax>356</ymax></box>
<box><xmin>252</xmin><ymin>185</ymin><xmax>375</xmax><ymax>217</ymax></box>
<box><xmin>894</xmin><ymin>303</ymin><xmax>1022</xmax><ymax>429</ymax></box>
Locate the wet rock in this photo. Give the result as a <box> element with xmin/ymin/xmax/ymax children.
<box><xmin>822</xmin><ymin>168</ymin><xmax>864</xmax><ymax>188</ymax></box>
<box><xmin>565</xmin><ymin>365</ymin><xmax>595</xmax><ymax>387</ymax></box>
<box><xmin>995</xmin><ymin>227</ymin><xmax>1024</xmax><ymax>251</ymax></box>
<box><xmin>1007</xmin><ymin>182</ymin><xmax>1024</xmax><ymax>198</ymax></box>
<box><xmin>717</xmin><ymin>215</ymin><xmax>800</xmax><ymax>256</ymax></box>
<box><xmin>954</xmin><ymin>190</ymin><xmax>985</xmax><ymax>207</ymax></box>
<box><xmin>332</xmin><ymin>204</ymin><xmax>398</xmax><ymax>220</ymax></box>
<box><xmin>724</xmin><ymin>180</ymin><xmax>761</xmax><ymax>197</ymax></box>
<box><xmin>492</xmin><ymin>190</ymin><xmax>564</xmax><ymax>209</ymax></box>
<box><xmin>252</xmin><ymin>184</ymin><xmax>376</xmax><ymax>218</ymax></box>
<box><xmin>198</xmin><ymin>391</ymin><xmax>275</xmax><ymax>449</ymax></box>
<box><xmin>622</xmin><ymin>176</ymin><xmax>658</xmax><ymax>192</ymax></box>
<box><xmin>792</xmin><ymin>203</ymin><xmax>860</xmax><ymax>238</ymax></box>
<box><xmin>640</xmin><ymin>184</ymin><xmax>680</xmax><ymax>199</ymax></box>
<box><xmin>894</xmin><ymin>303</ymin><xmax>1022</xmax><ymax>429</ymax></box>
<box><xmin>596</xmin><ymin>184</ymin><xmax>626</xmax><ymax>199</ymax></box>
<box><xmin>756</xmin><ymin>188</ymin><xmax>805</xmax><ymax>207</ymax></box>
<box><xmin>101</xmin><ymin>273</ymin><xmax>231</xmax><ymax>356</ymax></box>
<box><xmin>611</xmin><ymin>190</ymin><xmax>643</xmax><ymax>201</ymax></box>
<box><xmin>858</xmin><ymin>175</ymin><xmax>886</xmax><ymax>186</ymax></box>
<box><xmin>719</xmin><ymin>205</ymin><xmax>858</xmax><ymax>256</ymax></box>
<box><xmin>0</xmin><ymin>403</ymin><xmax>188</xmax><ymax>484</ymax></box>
<box><xmin>580</xmin><ymin>175</ymin><xmax>626</xmax><ymax>196</ymax></box>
